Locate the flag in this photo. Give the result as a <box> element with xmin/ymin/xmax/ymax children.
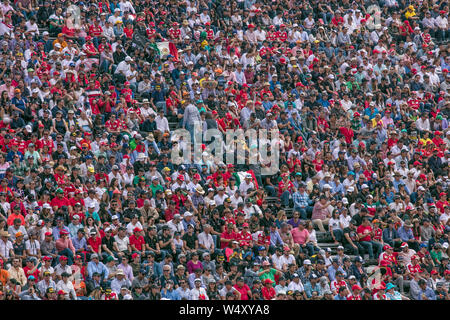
<box><xmin>156</xmin><ymin>41</ymin><xmax>171</xmax><ymax>57</ymax></box>
<box><xmin>156</xmin><ymin>41</ymin><xmax>179</xmax><ymax>60</ymax></box>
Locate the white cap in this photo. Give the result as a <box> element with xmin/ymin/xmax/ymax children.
<box><xmin>342</xmin><ymin>198</ymin><xmax>349</xmax><ymax>204</ymax></box>
<box><xmin>323</xmin><ymin>184</ymin><xmax>331</xmax><ymax>189</ymax></box>
<box><xmin>303</xmin><ymin>259</ymin><xmax>311</xmax><ymax>265</ymax></box>
<box><xmin>361</xmin><ymin>184</ymin><xmax>369</xmax><ymax>189</ymax></box>
<box><xmin>347</xmin><ymin>187</ymin><xmax>354</xmax><ymax>192</ymax></box>
<box><xmin>112</xmin><ymin>215</ymin><xmax>118</xmax><ymax>220</ymax></box>
<box><xmin>184</xmin><ymin>211</ymin><xmax>192</xmax><ymax>217</ymax></box>
<box><xmin>73</xmin><ymin>215</ymin><xmax>80</xmax><ymax>220</ymax></box>
<box><xmin>88</xmin><ymin>203</ymin><xmax>95</xmax><ymax>208</ymax></box>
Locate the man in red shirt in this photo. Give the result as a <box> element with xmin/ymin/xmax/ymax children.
<box><xmin>168</xmin><ymin>22</ymin><xmax>181</xmax><ymax>42</ymax></box>
<box><xmin>233</xmin><ymin>277</ymin><xmax>251</xmax><ymax>300</ymax></box>
<box><xmin>379</xmin><ymin>244</ymin><xmax>398</xmax><ymax>266</ymax></box>
<box><xmin>89</xmin><ymin>19</ymin><xmax>103</xmax><ymax>47</ymax></box>
<box><xmin>348</xmin><ymin>285</ymin><xmax>362</xmax><ymax>300</ymax></box>
<box><xmin>357</xmin><ymin>218</ymin><xmax>382</xmax><ymax>259</ymax></box>
<box><xmin>220</xmin><ymin>223</ymin><xmax>237</xmax><ymax>249</ymax></box>
<box><xmin>278</xmin><ymin>173</ymin><xmax>294</xmax><ymax>206</ymax></box>
<box><xmin>406</xmin><ymin>255</ymin><xmax>423</xmax><ymax>275</ymax></box>
<box><xmin>236</xmin><ymin>223</ymin><xmax>253</xmax><ymax>247</ymax></box>
<box><xmin>436</xmin><ymin>192</ymin><xmax>448</xmax><ymax>214</ymax></box>
<box><xmin>129</xmin><ymin>227</ymin><xmax>146</xmax><ymax>256</ymax></box>
<box><xmin>87</xmin><ymin>230</ymin><xmax>102</xmax><ymax>255</ymax></box>
<box><xmin>50</xmin><ymin>188</ymin><xmax>71</xmax><ymax>212</ymax></box>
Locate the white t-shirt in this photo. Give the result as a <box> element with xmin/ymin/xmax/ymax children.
<box><xmin>114</xmin><ymin>235</ymin><xmax>130</xmax><ymax>252</ymax></box>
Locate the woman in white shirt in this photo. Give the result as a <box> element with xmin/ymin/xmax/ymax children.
<box><xmin>339</xmin><ymin>208</ymin><xmax>352</xmax><ymax>230</ymax></box>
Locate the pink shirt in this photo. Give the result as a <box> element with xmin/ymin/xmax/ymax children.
<box><xmin>291</xmin><ymin>228</ymin><xmax>309</xmax><ymax>245</ymax></box>
<box><xmin>55</xmin><ymin>237</ymin><xmax>76</xmax><ymax>254</ymax></box>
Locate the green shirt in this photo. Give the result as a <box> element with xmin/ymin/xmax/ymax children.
<box><xmin>259</xmin><ymin>268</ymin><xmax>277</xmax><ymax>283</ymax></box>
<box><xmin>430</xmin><ymin>250</ymin><xmax>442</xmax><ymax>264</ymax></box>
<box><xmin>150</xmin><ymin>184</ymin><xmax>164</xmax><ymax>196</ymax></box>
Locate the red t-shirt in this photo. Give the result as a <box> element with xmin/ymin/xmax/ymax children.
<box><xmin>23</xmin><ymin>266</ymin><xmax>40</xmax><ymax>280</ymax></box>
<box><xmin>129</xmin><ymin>235</ymin><xmax>145</xmax><ymax>251</ymax></box>
<box><xmin>50</xmin><ymin>196</ymin><xmax>71</xmax><ymax>209</ymax></box>
<box><xmin>234</xmin><ymin>284</ymin><xmax>250</xmax><ymax>300</ymax></box>
<box><xmin>357</xmin><ymin>225</ymin><xmax>372</xmax><ymax>242</ymax></box>
<box><xmin>220</xmin><ymin>231</ymin><xmax>237</xmax><ymax>249</ymax></box>
<box><xmin>87</xmin><ymin>236</ymin><xmax>102</xmax><ymax>253</ymax></box>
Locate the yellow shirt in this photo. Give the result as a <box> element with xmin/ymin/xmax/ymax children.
<box><xmin>405</xmin><ymin>9</ymin><xmax>416</xmax><ymax>19</ymax></box>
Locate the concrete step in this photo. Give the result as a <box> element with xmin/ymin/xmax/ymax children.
<box><xmin>316</xmin><ymin>231</ymin><xmax>333</xmax><ymax>242</ymax></box>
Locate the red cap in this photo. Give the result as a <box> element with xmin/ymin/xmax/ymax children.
<box><xmin>132</xmin><ymin>253</ymin><xmax>139</xmax><ymax>259</ymax></box>
<box><xmin>242</xmin><ymin>223</ymin><xmax>249</xmax><ymax>227</ymax></box>
<box><xmin>45</xmin><ymin>232</ymin><xmax>53</xmax><ymax>237</ymax></box>
<box><xmin>133</xmin><ymin>227</ymin><xmax>142</xmax><ymax>233</ymax></box>
<box><xmin>59</xmin><ymin>256</ymin><xmax>68</xmax><ymax>261</ymax></box>
<box><xmin>352</xmin><ymin>285</ymin><xmax>362</xmax><ymax>291</ymax></box>
<box><xmin>59</xmin><ymin>230</ymin><xmax>69</xmax><ymax>236</ymax></box>
<box><xmin>177</xmin><ymin>174</ymin><xmax>184</xmax><ymax>181</ymax></box>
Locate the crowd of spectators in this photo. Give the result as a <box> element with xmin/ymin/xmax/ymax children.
<box><xmin>0</xmin><ymin>0</ymin><xmax>449</xmax><ymax>301</ymax></box>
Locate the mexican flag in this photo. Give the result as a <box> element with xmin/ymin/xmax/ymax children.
<box><xmin>156</xmin><ymin>41</ymin><xmax>179</xmax><ymax>61</ymax></box>
<box><xmin>236</xmin><ymin>170</ymin><xmax>259</xmax><ymax>189</ymax></box>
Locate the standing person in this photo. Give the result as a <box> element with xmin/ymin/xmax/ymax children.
<box><xmin>182</xmin><ymin>98</ymin><xmax>201</xmax><ymax>143</ymax></box>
